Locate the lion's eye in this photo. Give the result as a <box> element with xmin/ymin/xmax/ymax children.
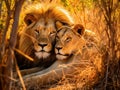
<box><xmin>35</xmin><ymin>29</ymin><xmax>39</xmax><ymax>35</ymax></box>
<box><xmin>50</xmin><ymin>31</ymin><xmax>56</xmax><ymax>36</ymax></box>
<box><xmin>65</xmin><ymin>37</ymin><xmax>72</xmax><ymax>42</ymax></box>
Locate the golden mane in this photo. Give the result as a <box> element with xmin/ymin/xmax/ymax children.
<box><xmin>24</xmin><ymin>3</ymin><xmax>74</xmax><ymax>25</ymax></box>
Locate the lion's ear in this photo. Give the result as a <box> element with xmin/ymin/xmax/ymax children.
<box><xmin>24</xmin><ymin>14</ymin><xmax>37</xmax><ymax>26</ymax></box>
<box><xmin>73</xmin><ymin>24</ymin><xmax>85</xmax><ymax>35</ymax></box>
<box><xmin>55</xmin><ymin>21</ymin><xmax>64</xmax><ymax>30</ymax></box>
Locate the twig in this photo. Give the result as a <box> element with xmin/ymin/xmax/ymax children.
<box><xmin>14</xmin><ymin>57</ymin><xmax>26</xmax><ymax>90</ymax></box>
<box><xmin>14</xmin><ymin>48</ymin><xmax>34</xmax><ymax>61</ymax></box>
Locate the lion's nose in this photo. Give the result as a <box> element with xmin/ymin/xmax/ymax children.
<box><xmin>56</xmin><ymin>47</ymin><xmax>62</xmax><ymax>51</ymax></box>
<box><xmin>38</xmin><ymin>43</ymin><xmax>47</xmax><ymax>48</ymax></box>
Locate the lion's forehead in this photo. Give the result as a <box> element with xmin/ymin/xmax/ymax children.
<box><xmin>57</xmin><ymin>28</ymin><xmax>69</xmax><ymax>36</ymax></box>
<box><xmin>34</xmin><ymin>19</ymin><xmax>55</xmax><ymax>28</ymax></box>
<box><xmin>57</xmin><ymin>29</ymin><xmax>74</xmax><ymax>40</ymax></box>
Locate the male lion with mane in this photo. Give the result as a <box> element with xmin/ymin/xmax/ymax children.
<box><xmin>16</xmin><ymin>3</ymin><xmax>74</xmax><ymax>69</ymax></box>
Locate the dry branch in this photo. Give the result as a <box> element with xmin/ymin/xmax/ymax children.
<box><xmin>0</xmin><ymin>0</ymin><xmax>25</xmax><ymax>90</ymax></box>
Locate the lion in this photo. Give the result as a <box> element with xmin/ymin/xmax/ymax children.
<box><xmin>17</xmin><ymin>23</ymin><xmax>103</xmax><ymax>89</ymax></box>
<box><xmin>16</xmin><ymin>3</ymin><xmax>74</xmax><ymax>69</ymax></box>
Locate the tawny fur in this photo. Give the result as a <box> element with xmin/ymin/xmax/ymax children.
<box><xmin>16</xmin><ymin>3</ymin><xmax>74</xmax><ymax>69</ymax></box>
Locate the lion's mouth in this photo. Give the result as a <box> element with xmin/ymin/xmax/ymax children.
<box><xmin>35</xmin><ymin>51</ymin><xmax>50</xmax><ymax>59</ymax></box>
<box><xmin>56</xmin><ymin>53</ymin><xmax>71</xmax><ymax>60</ymax></box>
<box><xmin>57</xmin><ymin>53</ymin><xmax>70</xmax><ymax>56</ymax></box>
<box><xmin>40</xmin><ymin>50</ymin><xmax>46</xmax><ymax>52</ymax></box>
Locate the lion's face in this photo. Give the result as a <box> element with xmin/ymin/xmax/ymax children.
<box><xmin>55</xmin><ymin>25</ymin><xmax>85</xmax><ymax>60</ymax></box>
<box><xmin>19</xmin><ymin>18</ymin><xmax>56</xmax><ymax>60</ymax></box>
<box><xmin>33</xmin><ymin>19</ymin><xmax>56</xmax><ymax>59</ymax></box>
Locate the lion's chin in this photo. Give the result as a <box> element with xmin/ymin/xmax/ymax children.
<box><xmin>56</xmin><ymin>54</ymin><xmax>69</xmax><ymax>60</ymax></box>
<box><xmin>35</xmin><ymin>52</ymin><xmax>50</xmax><ymax>59</ymax></box>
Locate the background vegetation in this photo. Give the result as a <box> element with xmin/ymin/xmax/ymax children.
<box><xmin>0</xmin><ymin>0</ymin><xmax>119</xmax><ymax>90</ymax></box>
